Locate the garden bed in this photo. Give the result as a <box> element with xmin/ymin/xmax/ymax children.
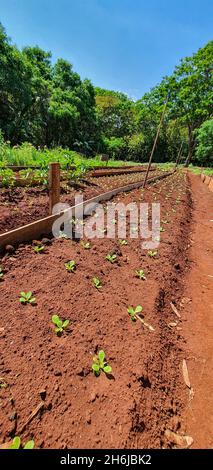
<box><xmin>0</xmin><ymin>170</ymin><xmax>193</xmax><ymax>448</ymax></box>
<box><xmin>0</xmin><ymin>169</ymin><xmax>163</xmax><ymax>234</ymax></box>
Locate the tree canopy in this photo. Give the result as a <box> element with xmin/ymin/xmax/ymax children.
<box><xmin>0</xmin><ymin>22</ymin><xmax>212</xmax><ymax>165</ymax></box>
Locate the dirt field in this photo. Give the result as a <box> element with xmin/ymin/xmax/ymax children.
<box><xmin>0</xmin><ymin>170</ymin><xmax>212</xmax><ymax>449</ymax></box>
<box><xmin>0</xmin><ymin>169</ymin><xmax>162</xmax><ymax>234</ymax></box>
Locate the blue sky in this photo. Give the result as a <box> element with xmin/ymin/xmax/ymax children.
<box><xmin>0</xmin><ymin>0</ymin><xmax>212</xmax><ymax>99</ymax></box>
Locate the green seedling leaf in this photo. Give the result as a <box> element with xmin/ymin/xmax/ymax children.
<box><xmin>92</xmin><ymin>277</ymin><xmax>102</xmax><ymax>289</ymax></box>
<box><xmin>64</xmin><ymin>260</ymin><xmax>76</xmax><ymax>272</ymax></box>
<box><xmin>23</xmin><ymin>440</ymin><xmax>35</xmax><ymax>449</ymax></box>
<box><xmin>135</xmin><ymin>269</ymin><xmax>146</xmax><ymax>280</ymax></box>
<box><xmin>80</xmin><ymin>241</ymin><xmax>91</xmax><ymax>249</ymax></box>
<box><xmin>33</xmin><ymin>245</ymin><xmax>44</xmax><ymax>253</ymax></box>
<box><xmin>103</xmin><ymin>365</ymin><xmax>112</xmax><ymax>374</ymax></box>
<box><xmin>105</xmin><ymin>253</ymin><xmax>117</xmax><ymax>263</ymax></box>
<box><xmin>119</xmin><ymin>239</ymin><xmax>128</xmax><ymax>246</ymax></box>
<box><xmin>127</xmin><ymin>305</ymin><xmax>143</xmax><ymax>322</ymax></box>
<box><xmin>10</xmin><ymin>436</ymin><xmax>21</xmax><ymax>449</ymax></box>
<box><xmin>98</xmin><ymin>350</ymin><xmax>105</xmax><ymax>362</ymax></box>
<box><xmin>52</xmin><ymin>315</ymin><xmax>69</xmax><ymax>335</ymax></box>
<box><xmin>92</xmin><ymin>350</ymin><xmax>112</xmax><ymax>377</ymax></box>
<box><xmin>19</xmin><ymin>291</ymin><xmax>36</xmax><ymax>305</ymax></box>
<box><xmin>148</xmin><ymin>250</ymin><xmax>157</xmax><ymax>258</ymax></box>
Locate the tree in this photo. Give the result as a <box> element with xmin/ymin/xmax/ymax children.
<box><xmin>166</xmin><ymin>41</ymin><xmax>213</xmax><ymax>165</ymax></box>
<box><xmin>195</xmin><ymin>119</ymin><xmax>213</xmax><ymax>166</ymax></box>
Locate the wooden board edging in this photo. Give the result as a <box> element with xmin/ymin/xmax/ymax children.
<box><xmin>0</xmin><ymin>171</ymin><xmax>174</xmax><ymax>251</ymax></box>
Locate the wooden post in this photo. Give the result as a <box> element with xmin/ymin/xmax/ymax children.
<box><xmin>143</xmin><ymin>95</ymin><xmax>169</xmax><ymax>188</ymax></box>
<box><xmin>49</xmin><ymin>162</ymin><xmax>60</xmax><ymax>214</ymax></box>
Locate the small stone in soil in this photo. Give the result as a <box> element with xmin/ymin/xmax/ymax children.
<box><xmin>5</xmin><ymin>245</ymin><xmax>15</xmax><ymax>254</ymax></box>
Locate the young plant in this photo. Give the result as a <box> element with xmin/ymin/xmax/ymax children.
<box><xmin>10</xmin><ymin>436</ymin><xmax>34</xmax><ymax>449</ymax></box>
<box><xmin>105</xmin><ymin>253</ymin><xmax>117</xmax><ymax>263</ymax></box>
<box><xmin>92</xmin><ymin>277</ymin><xmax>102</xmax><ymax>289</ymax></box>
<box><xmin>160</xmin><ymin>227</ymin><xmax>165</xmax><ymax>232</ymax></box>
<box><xmin>20</xmin><ymin>291</ymin><xmax>36</xmax><ymax>305</ymax></box>
<box><xmin>92</xmin><ymin>350</ymin><xmax>112</xmax><ymax>376</ymax></box>
<box><xmin>64</xmin><ymin>260</ymin><xmax>76</xmax><ymax>272</ymax></box>
<box><xmin>33</xmin><ymin>245</ymin><xmax>44</xmax><ymax>253</ymax></box>
<box><xmin>135</xmin><ymin>269</ymin><xmax>146</xmax><ymax>280</ymax></box>
<box><xmin>119</xmin><ymin>239</ymin><xmax>128</xmax><ymax>246</ymax></box>
<box><xmin>127</xmin><ymin>305</ymin><xmax>142</xmax><ymax>322</ymax></box>
<box><xmin>80</xmin><ymin>241</ymin><xmax>91</xmax><ymax>250</ymax></box>
<box><xmin>52</xmin><ymin>315</ymin><xmax>69</xmax><ymax>335</ymax></box>
<box><xmin>148</xmin><ymin>250</ymin><xmax>157</xmax><ymax>258</ymax></box>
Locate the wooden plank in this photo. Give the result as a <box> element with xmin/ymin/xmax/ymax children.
<box><xmin>0</xmin><ymin>171</ymin><xmax>174</xmax><ymax>251</ymax></box>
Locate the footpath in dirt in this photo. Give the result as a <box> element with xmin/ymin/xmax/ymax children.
<box><xmin>180</xmin><ymin>173</ymin><xmax>213</xmax><ymax>449</ymax></box>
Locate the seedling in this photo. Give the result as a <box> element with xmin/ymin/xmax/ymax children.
<box><xmin>135</xmin><ymin>269</ymin><xmax>146</xmax><ymax>280</ymax></box>
<box><xmin>52</xmin><ymin>315</ymin><xmax>69</xmax><ymax>335</ymax></box>
<box><xmin>64</xmin><ymin>260</ymin><xmax>76</xmax><ymax>272</ymax></box>
<box><xmin>105</xmin><ymin>253</ymin><xmax>117</xmax><ymax>263</ymax></box>
<box><xmin>160</xmin><ymin>227</ymin><xmax>165</xmax><ymax>232</ymax></box>
<box><xmin>119</xmin><ymin>239</ymin><xmax>128</xmax><ymax>246</ymax></box>
<box><xmin>33</xmin><ymin>245</ymin><xmax>44</xmax><ymax>253</ymax></box>
<box><xmin>20</xmin><ymin>292</ymin><xmax>36</xmax><ymax>305</ymax></box>
<box><xmin>127</xmin><ymin>305</ymin><xmax>142</xmax><ymax>322</ymax></box>
<box><xmin>92</xmin><ymin>350</ymin><xmax>112</xmax><ymax>376</ymax></box>
<box><xmin>92</xmin><ymin>277</ymin><xmax>102</xmax><ymax>289</ymax></box>
<box><xmin>162</xmin><ymin>219</ymin><xmax>169</xmax><ymax>224</ymax></box>
<box><xmin>10</xmin><ymin>436</ymin><xmax>35</xmax><ymax>449</ymax></box>
<box><xmin>80</xmin><ymin>241</ymin><xmax>91</xmax><ymax>249</ymax></box>
<box><xmin>148</xmin><ymin>250</ymin><xmax>158</xmax><ymax>258</ymax></box>
<box><xmin>0</xmin><ymin>380</ymin><xmax>7</xmax><ymax>389</ymax></box>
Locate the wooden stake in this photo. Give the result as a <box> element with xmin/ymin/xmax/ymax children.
<box><xmin>143</xmin><ymin>95</ymin><xmax>169</xmax><ymax>188</ymax></box>
<box><xmin>49</xmin><ymin>162</ymin><xmax>60</xmax><ymax>214</ymax></box>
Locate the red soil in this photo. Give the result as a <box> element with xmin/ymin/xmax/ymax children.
<box><xmin>0</xmin><ymin>170</ymin><xmax>212</xmax><ymax>449</ymax></box>
<box><xmin>0</xmin><ymin>170</ymin><xmax>161</xmax><ymax>235</ymax></box>
<box><xmin>180</xmin><ymin>173</ymin><xmax>213</xmax><ymax>448</ymax></box>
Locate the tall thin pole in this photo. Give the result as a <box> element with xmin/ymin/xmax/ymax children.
<box><xmin>49</xmin><ymin>162</ymin><xmax>60</xmax><ymax>215</ymax></box>
<box><xmin>143</xmin><ymin>95</ymin><xmax>169</xmax><ymax>188</ymax></box>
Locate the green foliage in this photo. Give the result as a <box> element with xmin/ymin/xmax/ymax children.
<box><xmin>0</xmin><ymin>21</ymin><xmax>212</xmax><ymax>166</ymax></box>
<box><xmin>195</xmin><ymin>119</ymin><xmax>213</xmax><ymax>166</ymax></box>
<box><xmin>33</xmin><ymin>245</ymin><xmax>44</xmax><ymax>253</ymax></box>
<box><xmin>0</xmin><ymin>168</ymin><xmax>16</xmax><ymax>187</ymax></box>
<box><xmin>148</xmin><ymin>250</ymin><xmax>157</xmax><ymax>258</ymax></box>
<box><xmin>103</xmin><ymin>136</ymin><xmax>125</xmax><ymax>159</ymax></box>
<box><xmin>52</xmin><ymin>314</ymin><xmax>69</xmax><ymax>334</ymax></box>
<box><xmin>80</xmin><ymin>241</ymin><xmax>91</xmax><ymax>249</ymax></box>
<box><xmin>19</xmin><ymin>291</ymin><xmax>36</xmax><ymax>305</ymax></box>
<box><xmin>92</xmin><ymin>277</ymin><xmax>102</xmax><ymax>289</ymax></box>
<box><xmin>64</xmin><ymin>260</ymin><xmax>76</xmax><ymax>272</ymax></box>
<box><xmin>135</xmin><ymin>269</ymin><xmax>146</xmax><ymax>280</ymax></box>
<box><xmin>119</xmin><ymin>239</ymin><xmax>128</xmax><ymax>246</ymax></box>
<box><xmin>92</xmin><ymin>350</ymin><xmax>112</xmax><ymax>376</ymax></box>
<box><xmin>10</xmin><ymin>436</ymin><xmax>35</xmax><ymax>449</ymax></box>
<box><xmin>105</xmin><ymin>253</ymin><xmax>117</xmax><ymax>263</ymax></box>
<box><xmin>127</xmin><ymin>305</ymin><xmax>142</xmax><ymax>322</ymax></box>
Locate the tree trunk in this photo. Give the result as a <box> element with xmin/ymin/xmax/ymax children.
<box><xmin>184</xmin><ymin>126</ymin><xmax>194</xmax><ymax>167</ymax></box>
